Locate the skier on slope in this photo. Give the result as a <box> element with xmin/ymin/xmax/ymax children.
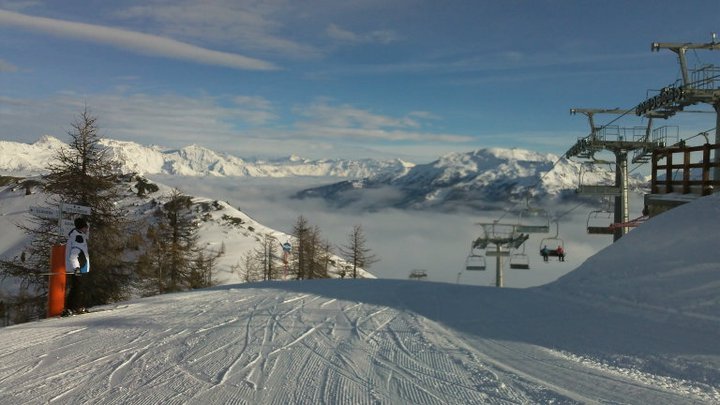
<box><xmin>66</xmin><ymin>217</ymin><xmax>90</xmax><ymax>275</ymax></box>
<box><xmin>64</xmin><ymin>217</ymin><xmax>90</xmax><ymax>315</ymax></box>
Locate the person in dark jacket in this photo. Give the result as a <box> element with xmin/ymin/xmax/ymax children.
<box><xmin>64</xmin><ymin>217</ymin><xmax>90</xmax><ymax>315</ymax></box>
<box><xmin>66</xmin><ymin>218</ymin><xmax>90</xmax><ymax>275</ymax></box>
<box><xmin>540</xmin><ymin>245</ymin><xmax>549</xmax><ymax>262</ymax></box>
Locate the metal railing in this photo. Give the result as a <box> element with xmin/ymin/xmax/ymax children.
<box><xmin>651</xmin><ymin>143</ymin><xmax>720</xmax><ymax>195</ymax></box>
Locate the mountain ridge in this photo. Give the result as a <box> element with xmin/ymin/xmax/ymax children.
<box><xmin>296</xmin><ymin>148</ymin><xmax>647</xmax><ymax>210</ymax></box>
<box><xmin>0</xmin><ymin>136</ymin><xmax>412</xmax><ymax>178</ymax></box>
<box><xmin>0</xmin><ymin>137</ymin><xmax>647</xmax><ymax>212</ymax></box>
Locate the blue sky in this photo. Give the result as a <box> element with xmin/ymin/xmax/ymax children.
<box><xmin>2</xmin><ymin>0</ymin><xmax>720</xmax><ymax>162</ymax></box>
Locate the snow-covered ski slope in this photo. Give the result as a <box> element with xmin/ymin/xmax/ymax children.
<box><xmin>0</xmin><ymin>193</ymin><xmax>719</xmax><ymax>404</ymax></box>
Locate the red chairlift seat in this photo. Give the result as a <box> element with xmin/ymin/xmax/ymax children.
<box><xmin>609</xmin><ymin>215</ymin><xmax>649</xmax><ymax>230</ymax></box>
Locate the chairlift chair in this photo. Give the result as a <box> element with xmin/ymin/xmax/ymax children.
<box><xmin>465</xmin><ymin>246</ymin><xmax>486</xmax><ymax>271</ymax></box>
<box><xmin>409</xmin><ymin>269</ymin><xmax>428</xmax><ymax>279</ymax></box>
<box><xmin>509</xmin><ymin>254</ymin><xmax>530</xmax><ymax>269</ymax></box>
<box><xmin>465</xmin><ymin>254</ymin><xmax>486</xmax><ymax>271</ymax></box>
<box><xmin>586</xmin><ymin>210</ymin><xmax>614</xmax><ymax>235</ymax></box>
<box><xmin>516</xmin><ymin>205</ymin><xmax>550</xmax><ymax>233</ymax></box>
<box><xmin>509</xmin><ymin>244</ymin><xmax>530</xmax><ymax>270</ymax></box>
<box><xmin>576</xmin><ymin>161</ymin><xmax>621</xmax><ymax>196</ymax></box>
<box><xmin>539</xmin><ymin>221</ymin><xmax>566</xmax><ymax>262</ymax></box>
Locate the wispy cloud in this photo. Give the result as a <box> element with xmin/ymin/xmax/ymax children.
<box><xmin>0</xmin><ymin>91</ymin><xmax>278</xmax><ymax>149</ymax></box>
<box><xmin>326</xmin><ymin>23</ymin><xmax>400</xmax><ymax>45</ymax></box>
<box><xmin>0</xmin><ymin>58</ymin><xmax>18</xmax><ymax>72</ymax></box>
<box><xmin>293</xmin><ymin>102</ymin><xmax>472</xmax><ymax>143</ymax></box>
<box><xmin>1</xmin><ymin>91</ymin><xmax>475</xmax><ymax>161</ymax></box>
<box><xmin>115</xmin><ymin>2</ymin><xmax>322</xmax><ymax>59</ymax></box>
<box><xmin>0</xmin><ymin>9</ymin><xmax>279</xmax><ymax>70</ymax></box>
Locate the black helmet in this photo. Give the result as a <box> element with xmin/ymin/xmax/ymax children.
<box><xmin>74</xmin><ymin>217</ymin><xmax>88</xmax><ymax>229</ymax></box>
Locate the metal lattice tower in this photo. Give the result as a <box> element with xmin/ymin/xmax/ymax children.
<box><xmin>565</xmin><ymin>109</ymin><xmax>664</xmax><ymax>241</ymax></box>
<box><xmin>635</xmin><ymin>35</ymin><xmax>720</xmax><ymax>180</ymax></box>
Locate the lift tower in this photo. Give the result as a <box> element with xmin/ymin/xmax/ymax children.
<box><xmin>471</xmin><ymin>223</ymin><xmax>528</xmax><ymax>288</ymax></box>
<box><xmin>635</xmin><ymin>35</ymin><xmax>720</xmax><ymax>180</ymax></box>
<box><xmin>565</xmin><ymin>108</ymin><xmax>663</xmax><ymax>241</ymax></box>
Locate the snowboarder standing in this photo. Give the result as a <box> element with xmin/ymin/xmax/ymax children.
<box><xmin>65</xmin><ymin>217</ymin><xmax>90</xmax><ymax>314</ymax></box>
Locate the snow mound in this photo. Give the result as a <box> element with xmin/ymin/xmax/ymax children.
<box><xmin>544</xmin><ymin>193</ymin><xmax>720</xmax><ymax>319</ymax></box>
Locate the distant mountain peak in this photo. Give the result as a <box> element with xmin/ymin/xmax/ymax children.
<box><xmin>34</xmin><ymin>135</ymin><xmax>65</xmax><ymax>148</ymax></box>
<box><xmin>0</xmin><ymin>137</ymin><xmax>407</xmax><ymax>179</ymax></box>
<box><xmin>296</xmin><ymin>147</ymin><xmax>647</xmax><ymax>212</ymax></box>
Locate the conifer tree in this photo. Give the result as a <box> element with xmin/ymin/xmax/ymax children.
<box><xmin>0</xmin><ymin>109</ymin><xmax>131</xmax><ymax>312</ymax></box>
<box><xmin>252</xmin><ymin>234</ymin><xmax>279</xmax><ymax>281</ymax></box>
<box><xmin>238</xmin><ymin>252</ymin><xmax>262</xmax><ymax>282</ymax></box>
<box><xmin>136</xmin><ymin>189</ymin><xmax>221</xmax><ymax>294</ymax></box>
<box><xmin>290</xmin><ymin>216</ymin><xmax>332</xmax><ymax>280</ymax></box>
<box><xmin>292</xmin><ymin>215</ymin><xmax>311</xmax><ymax>280</ymax></box>
<box><xmin>339</xmin><ymin>224</ymin><xmax>378</xmax><ymax>279</ymax></box>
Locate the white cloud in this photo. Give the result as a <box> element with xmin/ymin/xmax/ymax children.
<box><xmin>233</xmin><ymin>95</ymin><xmax>273</xmax><ymax>111</ymax></box>
<box><xmin>115</xmin><ymin>2</ymin><xmax>322</xmax><ymax>59</ymax></box>
<box><xmin>292</xmin><ymin>102</ymin><xmax>473</xmax><ymax>143</ymax></box>
<box><xmin>0</xmin><ymin>9</ymin><xmax>278</xmax><ymax>70</ymax></box>
<box><xmin>0</xmin><ymin>58</ymin><xmax>18</xmax><ymax>72</ymax></box>
<box><xmin>1</xmin><ymin>91</ymin><xmax>472</xmax><ymax>161</ymax></box>
<box><xmin>326</xmin><ymin>23</ymin><xmax>400</xmax><ymax>44</ymax></box>
<box><xmin>326</xmin><ymin>24</ymin><xmax>358</xmax><ymax>42</ymax></box>
<box><xmin>0</xmin><ymin>1</ymin><xmax>41</xmax><ymax>12</ymax></box>
<box><xmin>0</xmin><ymin>92</ymin><xmax>279</xmax><ymax>149</ymax></box>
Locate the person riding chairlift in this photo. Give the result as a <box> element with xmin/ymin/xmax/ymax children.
<box><xmin>540</xmin><ymin>245</ymin><xmax>549</xmax><ymax>262</ymax></box>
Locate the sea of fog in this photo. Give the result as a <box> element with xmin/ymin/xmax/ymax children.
<box><xmin>149</xmin><ymin>175</ymin><xmax>645</xmax><ymax>288</ymax></box>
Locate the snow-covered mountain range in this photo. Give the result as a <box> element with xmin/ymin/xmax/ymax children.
<box><xmin>0</xmin><ymin>136</ymin><xmax>412</xmax><ymax>178</ymax></box>
<box><xmin>1</xmin><ymin>137</ymin><xmax>646</xmax><ymax>212</ymax></box>
<box><xmin>296</xmin><ymin>148</ymin><xmax>646</xmax><ymax>210</ymax></box>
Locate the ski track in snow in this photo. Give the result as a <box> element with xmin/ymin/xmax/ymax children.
<box><xmin>0</xmin><ymin>283</ymin><xmax>717</xmax><ymax>404</ymax></box>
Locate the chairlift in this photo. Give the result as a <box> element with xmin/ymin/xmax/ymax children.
<box><xmin>409</xmin><ymin>269</ymin><xmax>428</xmax><ymax>280</ymax></box>
<box><xmin>509</xmin><ymin>244</ymin><xmax>530</xmax><ymax>270</ymax></box>
<box><xmin>586</xmin><ymin>210</ymin><xmax>614</xmax><ymax>235</ymax></box>
<box><xmin>465</xmin><ymin>246</ymin><xmax>486</xmax><ymax>271</ymax></box>
<box><xmin>510</xmin><ymin>254</ymin><xmax>530</xmax><ymax>269</ymax></box>
<box><xmin>539</xmin><ymin>221</ymin><xmax>566</xmax><ymax>262</ymax></box>
<box><xmin>576</xmin><ymin>160</ymin><xmax>621</xmax><ymax>196</ymax></box>
<box><xmin>516</xmin><ymin>202</ymin><xmax>550</xmax><ymax>233</ymax></box>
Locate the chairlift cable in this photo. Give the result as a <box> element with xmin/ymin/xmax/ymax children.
<box><xmin>553</xmin><ymin>201</ymin><xmax>585</xmax><ymax>222</ymax></box>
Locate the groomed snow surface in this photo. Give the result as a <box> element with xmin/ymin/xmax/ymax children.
<box><xmin>1</xmin><ymin>194</ymin><xmax>719</xmax><ymax>404</ymax></box>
